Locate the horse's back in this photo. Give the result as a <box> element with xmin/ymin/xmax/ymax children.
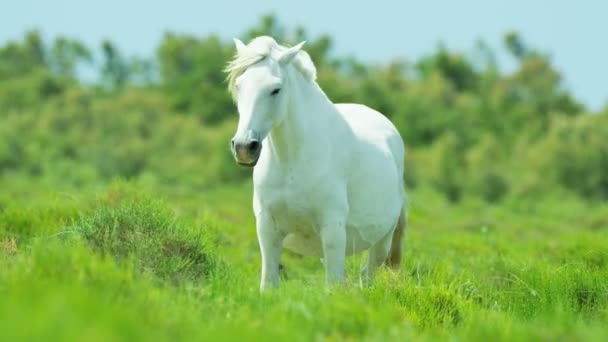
<box><xmin>334</xmin><ymin>103</ymin><xmax>405</xmax><ymax>244</ymax></box>
<box><xmin>335</xmin><ymin>103</ymin><xmax>404</xmax><ymax>176</ymax></box>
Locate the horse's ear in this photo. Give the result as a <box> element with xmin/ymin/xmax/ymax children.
<box><xmin>233</xmin><ymin>38</ymin><xmax>247</xmax><ymax>54</ymax></box>
<box><xmin>278</xmin><ymin>41</ymin><xmax>306</xmax><ymax>65</ymax></box>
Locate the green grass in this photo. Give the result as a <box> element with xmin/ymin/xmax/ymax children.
<box><xmin>1</xmin><ymin>181</ymin><xmax>607</xmax><ymax>341</ymax></box>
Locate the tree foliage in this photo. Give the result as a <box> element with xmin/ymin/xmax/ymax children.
<box><xmin>0</xmin><ymin>15</ymin><xmax>605</xmax><ymax>202</ymax></box>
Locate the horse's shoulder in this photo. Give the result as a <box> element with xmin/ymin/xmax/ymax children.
<box><xmin>333</xmin><ymin>103</ymin><xmax>401</xmax><ymax>141</ymax></box>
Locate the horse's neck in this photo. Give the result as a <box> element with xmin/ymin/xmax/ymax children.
<box><xmin>267</xmin><ymin>71</ymin><xmax>336</xmax><ymax>165</ymax></box>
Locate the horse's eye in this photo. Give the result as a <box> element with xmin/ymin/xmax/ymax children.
<box><xmin>270</xmin><ymin>88</ymin><xmax>281</xmax><ymax>96</ymax></box>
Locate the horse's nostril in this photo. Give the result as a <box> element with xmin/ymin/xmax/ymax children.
<box><xmin>249</xmin><ymin>140</ymin><xmax>261</xmax><ymax>153</ymax></box>
<box><xmin>230</xmin><ymin>139</ymin><xmax>235</xmax><ymax>149</ymax></box>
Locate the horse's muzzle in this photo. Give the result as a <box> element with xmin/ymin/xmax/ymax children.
<box><xmin>231</xmin><ymin>131</ymin><xmax>261</xmax><ymax>167</ymax></box>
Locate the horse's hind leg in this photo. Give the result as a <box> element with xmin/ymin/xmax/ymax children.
<box><xmin>360</xmin><ymin>208</ymin><xmax>407</xmax><ymax>286</ymax></box>
<box><xmin>386</xmin><ymin>208</ymin><xmax>406</xmax><ymax>269</ymax></box>
<box><xmin>360</xmin><ymin>231</ymin><xmax>392</xmax><ymax>287</ymax></box>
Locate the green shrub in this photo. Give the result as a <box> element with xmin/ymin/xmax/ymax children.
<box><xmin>525</xmin><ymin>113</ymin><xmax>608</xmax><ymax>199</ymax></box>
<box><xmin>72</xmin><ymin>185</ymin><xmax>220</xmax><ymax>284</ymax></box>
<box><xmin>465</xmin><ymin>134</ymin><xmax>510</xmax><ymax>202</ymax></box>
<box><xmin>428</xmin><ymin>133</ymin><xmax>467</xmax><ymax>202</ymax></box>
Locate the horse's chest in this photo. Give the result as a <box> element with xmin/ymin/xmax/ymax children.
<box><xmin>262</xmin><ymin>188</ymin><xmax>320</xmax><ymax>234</ymax></box>
<box><xmin>255</xmin><ymin>165</ymin><xmax>343</xmax><ymax>234</ymax></box>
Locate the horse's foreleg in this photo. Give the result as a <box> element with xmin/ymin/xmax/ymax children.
<box><xmin>257</xmin><ymin>215</ymin><xmax>284</xmax><ymax>292</ymax></box>
<box><xmin>319</xmin><ymin>217</ymin><xmax>347</xmax><ymax>287</ymax></box>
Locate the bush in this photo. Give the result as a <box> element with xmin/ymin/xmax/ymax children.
<box><xmin>73</xmin><ymin>185</ymin><xmax>220</xmax><ymax>284</ymax></box>
<box><xmin>465</xmin><ymin>134</ymin><xmax>510</xmax><ymax>202</ymax></box>
<box><xmin>0</xmin><ymin>89</ymin><xmax>250</xmax><ymax>189</ymax></box>
<box><xmin>428</xmin><ymin>133</ymin><xmax>467</xmax><ymax>202</ymax></box>
<box><xmin>525</xmin><ymin>113</ymin><xmax>608</xmax><ymax>199</ymax></box>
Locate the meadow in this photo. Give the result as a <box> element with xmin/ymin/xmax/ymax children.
<box><xmin>1</xmin><ymin>15</ymin><xmax>608</xmax><ymax>341</ymax></box>
<box><xmin>1</xmin><ymin>180</ymin><xmax>607</xmax><ymax>341</ymax></box>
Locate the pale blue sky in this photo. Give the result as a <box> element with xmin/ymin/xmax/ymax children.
<box><xmin>2</xmin><ymin>0</ymin><xmax>606</xmax><ymax>110</ymax></box>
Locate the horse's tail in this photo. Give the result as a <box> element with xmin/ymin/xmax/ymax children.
<box><xmin>386</xmin><ymin>207</ymin><xmax>406</xmax><ymax>269</ymax></box>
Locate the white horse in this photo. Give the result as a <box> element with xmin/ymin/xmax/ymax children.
<box><xmin>226</xmin><ymin>36</ymin><xmax>407</xmax><ymax>291</ymax></box>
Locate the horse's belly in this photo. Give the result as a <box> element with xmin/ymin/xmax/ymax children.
<box><xmin>260</xmin><ymin>195</ymin><xmax>396</xmax><ymax>257</ymax></box>
<box><xmin>283</xmin><ymin>232</ymin><xmax>322</xmax><ymax>256</ymax></box>
<box><xmin>282</xmin><ymin>224</ymin><xmax>374</xmax><ymax>257</ymax></box>
<box><xmin>256</xmin><ymin>177</ymin><xmax>398</xmax><ymax>257</ymax></box>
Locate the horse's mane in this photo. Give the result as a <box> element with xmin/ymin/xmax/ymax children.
<box><xmin>225</xmin><ymin>36</ymin><xmax>317</xmax><ymax>100</ymax></box>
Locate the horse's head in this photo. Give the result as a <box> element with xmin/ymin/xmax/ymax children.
<box><xmin>226</xmin><ymin>36</ymin><xmax>306</xmax><ymax>167</ymax></box>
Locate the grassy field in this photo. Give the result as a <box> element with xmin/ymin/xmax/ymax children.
<box><xmin>1</xmin><ymin>180</ymin><xmax>607</xmax><ymax>341</ymax></box>
<box><xmin>1</xmin><ymin>18</ymin><xmax>607</xmax><ymax>341</ymax></box>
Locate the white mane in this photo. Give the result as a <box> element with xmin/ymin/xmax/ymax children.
<box><xmin>225</xmin><ymin>36</ymin><xmax>317</xmax><ymax>99</ymax></box>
